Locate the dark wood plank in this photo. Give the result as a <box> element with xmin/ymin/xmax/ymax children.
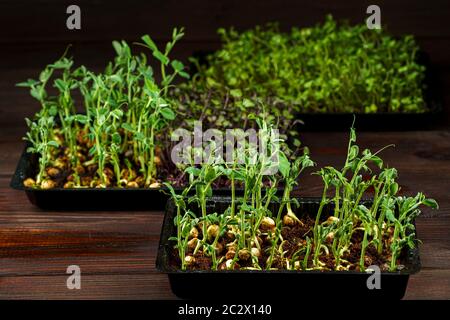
<box><xmin>405</xmin><ymin>269</ymin><xmax>450</xmax><ymax>299</ymax></box>
<box><xmin>0</xmin><ymin>274</ymin><xmax>176</xmax><ymax>299</ymax></box>
<box><xmin>1</xmin><ymin>0</ymin><xmax>450</xmax><ymax>43</ymax></box>
<box><xmin>1</xmin><ymin>125</ymin><xmax>450</xmax><ymax>299</ymax></box>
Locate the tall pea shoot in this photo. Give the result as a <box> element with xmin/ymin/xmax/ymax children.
<box><xmin>311</xmin><ymin>126</ymin><xmax>438</xmax><ymax>271</ymax></box>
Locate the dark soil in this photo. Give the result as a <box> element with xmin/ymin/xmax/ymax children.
<box><xmin>169</xmin><ymin>213</ymin><xmax>400</xmax><ymax>272</ymax></box>
<box><xmin>24</xmin><ymin>127</ymin><xmax>285</xmax><ymax>189</ymax></box>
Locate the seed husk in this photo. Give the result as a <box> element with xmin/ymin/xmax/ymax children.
<box><xmin>207</xmin><ymin>224</ymin><xmax>220</xmax><ymax>241</ymax></box>
<box><xmin>251</xmin><ymin>247</ymin><xmax>261</xmax><ymax>258</ymax></box>
<box><xmin>325</xmin><ymin>232</ymin><xmax>335</xmax><ymax>243</ymax></box>
<box><xmin>149</xmin><ymin>182</ymin><xmax>161</xmax><ymax>188</ymax></box>
<box><xmin>187</xmin><ymin>238</ymin><xmax>198</xmax><ymax>251</ymax></box>
<box><xmin>225</xmin><ymin>249</ymin><xmax>236</xmax><ymax>260</ymax></box>
<box><xmin>81</xmin><ymin>176</ymin><xmax>92</xmax><ymax>186</ymax></box>
<box><xmin>75</xmin><ymin>165</ymin><xmax>85</xmax><ymax>175</ymax></box>
<box><xmin>250</xmin><ymin>236</ymin><xmax>263</xmax><ymax>247</ymax></box>
<box><xmin>226</xmin><ymin>242</ymin><xmax>237</xmax><ymax>252</ymax></box>
<box><xmin>127</xmin><ymin>181</ymin><xmax>139</xmax><ymax>188</ymax></box>
<box><xmin>238</xmin><ymin>248</ymin><xmax>250</xmax><ymax>261</ymax></box>
<box><xmin>53</xmin><ymin>158</ymin><xmax>66</xmax><ymax>170</ymax></box>
<box><xmin>135</xmin><ymin>176</ymin><xmax>145</xmax><ymax>187</ymax></box>
<box><xmin>184</xmin><ymin>255</ymin><xmax>196</xmax><ymax>266</ymax></box>
<box><xmin>283</xmin><ymin>214</ymin><xmax>296</xmax><ymax>227</ymax></box>
<box><xmin>64</xmin><ymin>181</ymin><xmax>75</xmax><ymax>188</ymax></box>
<box><xmin>225</xmin><ymin>229</ymin><xmax>235</xmax><ymax>240</ymax></box>
<box><xmin>103</xmin><ymin>167</ymin><xmax>114</xmax><ymax>178</ymax></box>
<box><xmin>260</xmin><ymin>217</ymin><xmax>276</xmax><ymax>231</ymax></box>
<box><xmin>46</xmin><ymin>167</ymin><xmax>61</xmax><ymax>178</ymax></box>
<box><xmin>23</xmin><ymin>178</ymin><xmax>36</xmax><ymax>188</ymax></box>
<box><xmin>326</xmin><ymin>216</ymin><xmax>340</xmax><ymax>224</ymax></box>
<box><xmin>41</xmin><ymin>179</ymin><xmax>57</xmax><ymax>189</ymax></box>
<box><xmin>189</xmin><ymin>227</ymin><xmax>199</xmax><ymax>239</ymax></box>
<box><xmin>215</xmin><ymin>242</ymin><xmax>224</xmax><ymax>254</ymax></box>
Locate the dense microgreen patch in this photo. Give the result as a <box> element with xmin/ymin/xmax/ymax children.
<box><xmin>171</xmin><ymin>14</ymin><xmax>426</xmax><ymax>130</ymax></box>
<box><xmin>19</xmin><ymin>29</ymin><xmax>189</xmax><ymax>189</ymax></box>
<box><xmin>167</xmin><ymin>123</ymin><xmax>437</xmax><ymax>272</ymax></box>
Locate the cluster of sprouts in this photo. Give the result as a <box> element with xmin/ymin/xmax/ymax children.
<box><xmin>167</xmin><ymin>124</ymin><xmax>437</xmax><ymax>272</ymax></box>
<box><xmin>20</xmin><ymin>29</ymin><xmax>188</xmax><ymax>188</ymax></box>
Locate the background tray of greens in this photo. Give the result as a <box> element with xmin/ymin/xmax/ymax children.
<box><xmin>171</xmin><ymin>15</ymin><xmax>442</xmax><ymax>131</ymax></box>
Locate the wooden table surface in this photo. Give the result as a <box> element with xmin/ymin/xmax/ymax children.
<box><xmin>1</xmin><ymin>127</ymin><xmax>450</xmax><ymax>299</ymax></box>
<box><xmin>1</xmin><ymin>49</ymin><xmax>450</xmax><ymax>300</ymax></box>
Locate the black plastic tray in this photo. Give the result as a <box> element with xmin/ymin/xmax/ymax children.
<box><xmin>9</xmin><ymin>146</ymin><xmax>173</xmax><ymax>210</ymax></box>
<box><xmin>157</xmin><ymin>196</ymin><xmax>421</xmax><ymax>299</ymax></box>
<box><xmin>10</xmin><ymin>145</ymin><xmax>284</xmax><ymax>211</ymax></box>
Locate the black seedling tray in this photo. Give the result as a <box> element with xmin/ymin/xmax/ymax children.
<box><xmin>10</xmin><ymin>145</ymin><xmax>172</xmax><ymax>210</ymax></box>
<box><xmin>157</xmin><ymin>197</ymin><xmax>420</xmax><ymax>300</ymax></box>
<box><xmin>10</xmin><ymin>145</ymin><xmax>285</xmax><ymax>211</ymax></box>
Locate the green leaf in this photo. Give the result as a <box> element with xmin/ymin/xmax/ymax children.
<box><xmin>386</xmin><ymin>209</ymin><xmax>396</xmax><ymax>222</ymax></box>
<box><xmin>242</xmin><ymin>98</ymin><xmax>254</xmax><ymax>108</ymax></box>
<box><xmin>47</xmin><ymin>141</ymin><xmax>59</xmax><ymax>148</ymax></box>
<box><xmin>141</xmin><ymin>35</ymin><xmax>158</xmax><ymax>51</ymax></box>
<box><xmin>74</xmin><ymin>114</ymin><xmax>88</xmax><ymax>124</ymax></box>
<box><xmin>112</xmin><ymin>132</ymin><xmax>122</xmax><ymax>144</ymax></box>
<box><xmin>371</xmin><ymin>156</ymin><xmax>383</xmax><ymax>169</ymax></box>
<box><xmin>111</xmin><ymin>109</ymin><xmax>123</xmax><ymax>120</ymax></box>
<box><xmin>30</xmin><ymin>87</ymin><xmax>41</xmax><ymax>100</ymax></box>
<box><xmin>348</xmin><ymin>145</ymin><xmax>359</xmax><ymax>161</ymax></box>
<box><xmin>48</xmin><ymin>105</ymin><xmax>58</xmax><ymax>117</ymax></box>
<box><xmin>171</xmin><ymin>60</ymin><xmax>184</xmax><ymax>72</ymax></box>
<box><xmin>179</xmin><ymin>71</ymin><xmax>190</xmax><ymax>79</ymax></box>
<box><xmin>121</xmin><ymin>123</ymin><xmax>134</xmax><ymax>132</ymax></box>
<box><xmin>278</xmin><ymin>151</ymin><xmax>290</xmax><ymax>178</ymax></box>
<box><xmin>160</xmin><ymin>107</ymin><xmax>176</xmax><ymax>120</ymax></box>
<box><xmin>204</xmin><ymin>167</ymin><xmax>217</xmax><ymax>183</ymax></box>
<box><xmin>54</xmin><ymin>79</ymin><xmax>66</xmax><ymax>92</ymax></box>
<box><xmin>39</xmin><ymin>69</ymin><xmax>51</xmax><ymax>82</ymax></box>
<box><xmin>230</xmin><ymin>89</ymin><xmax>242</xmax><ymax>98</ymax></box>
<box><xmin>153</xmin><ymin>51</ymin><xmax>169</xmax><ymax>66</ymax></box>
<box><xmin>112</xmin><ymin>40</ymin><xmax>122</xmax><ymax>55</ymax></box>
<box><xmin>422</xmin><ymin>198</ymin><xmax>439</xmax><ymax>209</ymax></box>
<box><xmin>390</xmin><ymin>182</ymin><xmax>399</xmax><ymax>195</ymax></box>
<box><xmin>109</xmin><ymin>75</ymin><xmax>122</xmax><ymax>83</ymax></box>
<box><xmin>16</xmin><ymin>79</ymin><xmax>38</xmax><ymax>87</ymax></box>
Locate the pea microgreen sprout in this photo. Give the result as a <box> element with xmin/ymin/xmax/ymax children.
<box><xmin>165</xmin><ymin>121</ymin><xmax>437</xmax><ymax>272</ymax></box>
<box><xmin>266</xmin><ymin>148</ymin><xmax>315</xmax><ymax>269</ymax></box>
<box><xmin>18</xmin><ymin>29</ymin><xmax>189</xmax><ymax>189</ymax></box>
<box><xmin>388</xmin><ymin>193</ymin><xmax>438</xmax><ymax>271</ymax></box>
<box><xmin>138</xmin><ymin>28</ymin><xmax>190</xmax><ymax>95</ymax></box>
<box><xmin>23</xmin><ymin>116</ymin><xmax>59</xmax><ymax>188</ymax></box>
<box><xmin>164</xmin><ymin>182</ymin><xmax>193</xmax><ymax>270</ymax></box>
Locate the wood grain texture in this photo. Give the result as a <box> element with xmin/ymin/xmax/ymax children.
<box><xmin>1</xmin><ymin>128</ymin><xmax>450</xmax><ymax>299</ymax></box>
<box><xmin>1</xmin><ymin>0</ymin><xmax>450</xmax><ymax>43</ymax></box>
